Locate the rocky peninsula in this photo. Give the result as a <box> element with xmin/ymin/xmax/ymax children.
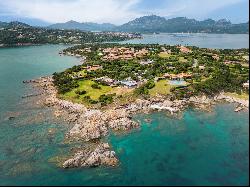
<box><xmin>27</xmin><ymin>76</ymin><xmax>249</xmax><ymax>169</ymax></box>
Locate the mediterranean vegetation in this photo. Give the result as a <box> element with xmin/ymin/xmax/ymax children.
<box><xmin>52</xmin><ymin>43</ymin><xmax>249</xmax><ymax>108</ymax></box>
<box><xmin>0</xmin><ymin>21</ymin><xmax>141</xmax><ymax>47</ymax></box>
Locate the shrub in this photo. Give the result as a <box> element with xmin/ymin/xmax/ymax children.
<box><xmin>91</xmin><ymin>84</ymin><xmax>101</xmax><ymax>89</ymax></box>
<box><xmin>134</xmin><ymin>86</ymin><xmax>149</xmax><ymax>95</ymax></box>
<box><xmin>53</xmin><ymin>72</ymin><xmax>79</xmax><ymax>94</ymax></box>
<box><xmin>134</xmin><ymin>80</ymin><xmax>155</xmax><ymax>95</ymax></box>
<box><xmin>83</xmin><ymin>96</ymin><xmax>91</xmax><ymax>100</ymax></box>
<box><xmin>89</xmin><ymin>99</ymin><xmax>99</xmax><ymax>104</ymax></box>
<box><xmin>99</xmin><ymin>94</ymin><xmax>115</xmax><ymax>106</ymax></box>
<box><xmin>145</xmin><ymin>80</ymin><xmax>155</xmax><ymax>89</ymax></box>
<box><xmin>75</xmin><ymin>90</ymin><xmax>87</xmax><ymax>95</ymax></box>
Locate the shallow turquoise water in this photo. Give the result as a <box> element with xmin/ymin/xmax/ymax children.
<box><xmin>121</xmin><ymin>33</ymin><xmax>249</xmax><ymax>49</ymax></box>
<box><xmin>110</xmin><ymin>107</ymin><xmax>249</xmax><ymax>186</ymax></box>
<box><xmin>0</xmin><ymin>45</ymin><xmax>249</xmax><ymax>186</ymax></box>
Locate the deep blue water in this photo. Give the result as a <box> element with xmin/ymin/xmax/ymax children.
<box><xmin>0</xmin><ymin>44</ymin><xmax>249</xmax><ymax>186</ymax></box>
<box><xmin>121</xmin><ymin>33</ymin><xmax>249</xmax><ymax>49</ymax></box>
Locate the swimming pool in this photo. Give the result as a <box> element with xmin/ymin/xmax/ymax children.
<box><xmin>169</xmin><ymin>80</ymin><xmax>187</xmax><ymax>86</ymax></box>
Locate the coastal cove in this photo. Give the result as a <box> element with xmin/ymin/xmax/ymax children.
<box><xmin>0</xmin><ymin>37</ymin><xmax>249</xmax><ymax>186</ymax></box>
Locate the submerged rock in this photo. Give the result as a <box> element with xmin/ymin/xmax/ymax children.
<box><xmin>144</xmin><ymin>118</ymin><xmax>152</xmax><ymax>123</ymax></box>
<box><xmin>8</xmin><ymin>116</ymin><xmax>15</xmax><ymax>120</ymax></box>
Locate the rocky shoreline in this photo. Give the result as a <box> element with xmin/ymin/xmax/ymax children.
<box><xmin>28</xmin><ymin>76</ymin><xmax>249</xmax><ymax>169</ymax></box>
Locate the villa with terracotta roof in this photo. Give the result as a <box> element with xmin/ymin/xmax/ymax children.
<box><xmin>178</xmin><ymin>46</ymin><xmax>192</xmax><ymax>53</ymax></box>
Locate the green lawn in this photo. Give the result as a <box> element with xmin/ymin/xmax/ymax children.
<box><xmin>179</xmin><ymin>57</ymin><xmax>188</xmax><ymax>63</ymax></box>
<box><xmin>149</xmin><ymin>80</ymin><xmax>173</xmax><ymax>96</ymax></box>
<box><xmin>158</xmin><ymin>53</ymin><xmax>187</xmax><ymax>62</ymax></box>
<box><xmin>158</xmin><ymin>52</ymin><xmax>172</xmax><ymax>58</ymax></box>
<box><xmin>61</xmin><ymin>80</ymin><xmax>113</xmax><ymax>103</ymax></box>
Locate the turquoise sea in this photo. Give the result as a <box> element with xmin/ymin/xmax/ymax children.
<box><xmin>0</xmin><ymin>37</ymin><xmax>249</xmax><ymax>186</ymax></box>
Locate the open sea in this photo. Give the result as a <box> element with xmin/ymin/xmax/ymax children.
<box><xmin>0</xmin><ymin>34</ymin><xmax>249</xmax><ymax>186</ymax></box>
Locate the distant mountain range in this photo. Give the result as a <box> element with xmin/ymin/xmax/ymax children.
<box><xmin>48</xmin><ymin>20</ymin><xmax>116</xmax><ymax>31</ymax></box>
<box><xmin>1</xmin><ymin>15</ymin><xmax>249</xmax><ymax>34</ymax></box>
<box><xmin>116</xmin><ymin>16</ymin><xmax>249</xmax><ymax>34</ymax></box>
<box><xmin>48</xmin><ymin>15</ymin><xmax>249</xmax><ymax>34</ymax></box>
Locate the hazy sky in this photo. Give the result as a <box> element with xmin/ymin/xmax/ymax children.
<box><xmin>0</xmin><ymin>0</ymin><xmax>249</xmax><ymax>25</ymax></box>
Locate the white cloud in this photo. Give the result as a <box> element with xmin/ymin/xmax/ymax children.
<box><xmin>0</xmin><ymin>0</ymin><xmax>142</xmax><ymax>24</ymax></box>
<box><xmin>0</xmin><ymin>0</ymin><xmax>247</xmax><ymax>24</ymax></box>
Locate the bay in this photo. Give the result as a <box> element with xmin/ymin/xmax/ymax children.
<box><xmin>0</xmin><ymin>39</ymin><xmax>249</xmax><ymax>186</ymax></box>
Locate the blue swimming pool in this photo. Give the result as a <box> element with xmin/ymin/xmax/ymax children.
<box><xmin>169</xmin><ymin>80</ymin><xmax>187</xmax><ymax>86</ymax></box>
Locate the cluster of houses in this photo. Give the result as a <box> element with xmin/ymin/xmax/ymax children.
<box><xmin>94</xmin><ymin>32</ymin><xmax>142</xmax><ymax>39</ymax></box>
<box><xmin>100</xmin><ymin>47</ymin><xmax>149</xmax><ymax>61</ymax></box>
<box><xmin>75</xmin><ymin>47</ymin><xmax>92</xmax><ymax>53</ymax></box>
<box><xmin>95</xmin><ymin>76</ymin><xmax>139</xmax><ymax>88</ymax></box>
